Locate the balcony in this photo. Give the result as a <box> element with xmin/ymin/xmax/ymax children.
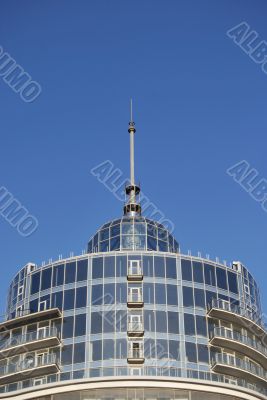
<box><xmin>210</xmin><ymin>327</ymin><xmax>267</xmax><ymax>369</ymax></box>
<box><xmin>127</xmin><ymin>290</ymin><xmax>144</xmax><ymax>308</ymax></box>
<box><xmin>0</xmin><ymin>354</ymin><xmax>59</xmax><ymax>385</ymax></box>
<box><xmin>127</xmin><ymin>264</ymin><xmax>143</xmax><ymax>281</ymax></box>
<box><xmin>127</xmin><ymin>347</ymin><xmax>145</xmax><ymax>364</ymax></box>
<box><xmin>212</xmin><ymin>353</ymin><xmax>267</xmax><ymax>387</ymax></box>
<box><xmin>0</xmin><ymin>308</ymin><xmax>62</xmax><ymax>332</ymax></box>
<box><xmin>127</xmin><ymin>321</ymin><xmax>144</xmax><ymax>337</ymax></box>
<box><xmin>208</xmin><ymin>299</ymin><xmax>266</xmax><ymax>338</ymax></box>
<box><xmin>0</xmin><ymin>327</ymin><xmax>61</xmax><ymax>360</ymax></box>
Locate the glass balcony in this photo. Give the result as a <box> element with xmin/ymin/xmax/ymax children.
<box><xmin>0</xmin><ymin>327</ymin><xmax>60</xmax><ymax>359</ymax></box>
<box><xmin>212</xmin><ymin>353</ymin><xmax>267</xmax><ymax>387</ymax></box>
<box><xmin>0</xmin><ymin>353</ymin><xmax>59</xmax><ymax>385</ymax></box>
<box><xmin>0</xmin><ymin>308</ymin><xmax>62</xmax><ymax>332</ymax></box>
<box><xmin>127</xmin><ymin>344</ymin><xmax>145</xmax><ymax>364</ymax></box>
<box><xmin>210</xmin><ymin>327</ymin><xmax>267</xmax><ymax>369</ymax></box>
<box><xmin>127</xmin><ymin>321</ymin><xmax>144</xmax><ymax>337</ymax></box>
<box><xmin>208</xmin><ymin>299</ymin><xmax>266</xmax><ymax>338</ymax></box>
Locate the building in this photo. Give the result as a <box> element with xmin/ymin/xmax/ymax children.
<box><xmin>0</xmin><ymin>112</ymin><xmax>267</xmax><ymax>400</ymax></box>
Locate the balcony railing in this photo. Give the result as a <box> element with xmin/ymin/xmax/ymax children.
<box><xmin>0</xmin><ymin>353</ymin><xmax>59</xmax><ymax>384</ymax></box>
<box><xmin>127</xmin><ymin>291</ymin><xmax>143</xmax><ymax>307</ymax></box>
<box><xmin>127</xmin><ymin>265</ymin><xmax>143</xmax><ymax>281</ymax></box>
<box><xmin>208</xmin><ymin>299</ymin><xmax>266</xmax><ymax>337</ymax></box>
<box><xmin>212</xmin><ymin>353</ymin><xmax>267</xmax><ymax>386</ymax></box>
<box><xmin>0</xmin><ymin>327</ymin><xmax>60</xmax><ymax>359</ymax></box>
<box><xmin>127</xmin><ymin>322</ymin><xmax>144</xmax><ymax>336</ymax></box>
<box><xmin>127</xmin><ymin>347</ymin><xmax>144</xmax><ymax>363</ymax></box>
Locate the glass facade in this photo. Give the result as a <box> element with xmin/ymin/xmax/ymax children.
<box><xmin>0</xmin><ymin>216</ymin><xmax>266</xmax><ymax>399</ymax></box>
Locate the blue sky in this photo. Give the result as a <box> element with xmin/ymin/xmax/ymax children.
<box><xmin>0</xmin><ymin>0</ymin><xmax>267</xmax><ymax>314</ymax></box>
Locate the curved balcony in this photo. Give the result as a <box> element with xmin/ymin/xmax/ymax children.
<box><xmin>212</xmin><ymin>353</ymin><xmax>267</xmax><ymax>388</ymax></box>
<box><xmin>208</xmin><ymin>299</ymin><xmax>266</xmax><ymax>338</ymax></box>
<box><xmin>0</xmin><ymin>308</ymin><xmax>62</xmax><ymax>332</ymax></box>
<box><xmin>0</xmin><ymin>327</ymin><xmax>61</xmax><ymax>360</ymax></box>
<box><xmin>210</xmin><ymin>327</ymin><xmax>267</xmax><ymax>369</ymax></box>
<box><xmin>0</xmin><ymin>353</ymin><xmax>59</xmax><ymax>385</ymax></box>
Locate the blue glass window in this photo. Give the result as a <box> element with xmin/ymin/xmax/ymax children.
<box><xmin>92</xmin><ymin>284</ymin><xmax>103</xmax><ymax>305</ymax></box>
<box><xmin>198</xmin><ymin>344</ymin><xmax>209</xmax><ymax>364</ymax></box>
<box><xmin>103</xmin><ymin>339</ymin><xmax>114</xmax><ymax>360</ymax></box>
<box><xmin>64</xmin><ymin>289</ymin><xmax>75</xmax><ymax>310</ymax></box>
<box><xmin>143</xmin><ymin>256</ymin><xmax>154</xmax><ymax>277</ymax></box>
<box><xmin>193</xmin><ymin>262</ymin><xmax>203</xmax><ymax>283</ymax></box>
<box><xmin>183</xmin><ymin>286</ymin><xmax>194</xmax><ymax>307</ymax></box>
<box><xmin>104</xmin><ymin>257</ymin><xmax>115</xmax><ymax>278</ymax></box>
<box><xmin>157</xmin><ymin>339</ymin><xmax>168</xmax><ymax>359</ymax></box>
<box><xmin>91</xmin><ymin>312</ymin><xmax>102</xmax><ymax>334</ymax></box>
<box><xmin>206</xmin><ymin>290</ymin><xmax>217</xmax><ymax>308</ymax></box>
<box><xmin>196</xmin><ymin>316</ymin><xmax>207</xmax><ymax>337</ymax></box>
<box><xmin>100</xmin><ymin>228</ymin><xmax>109</xmax><ymax>241</ymax></box>
<box><xmin>116</xmin><ymin>283</ymin><xmax>127</xmax><ymax>303</ymax></box>
<box><xmin>184</xmin><ymin>314</ymin><xmax>195</xmax><ymax>336</ymax></box>
<box><xmin>65</xmin><ymin>262</ymin><xmax>76</xmax><ymax>284</ymax></box>
<box><xmin>166</xmin><ymin>258</ymin><xmax>177</xmax><ymax>279</ymax></box>
<box><xmin>154</xmin><ymin>257</ymin><xmax>165</xmax><ymax>278</ymax></box>
<box><xmin>92</xmin><ymin>340</ymin><xmax>102</xmax><ymax>361</ymax></box>
<box><xmin>73</xmin><ymin>342</ymin><xmax>85</xmax><ymax>363</ymax></box>
<box><xmin>92</xmin><ymin>258</ymin><xmax>103</xmax><ymax>279</ymax></box>
<box><xmin>194</xmin><ymin>288</ymin><xmax>205</xmax><ymax>309</ymax></box>
<box><xmin>100</xmin><ymin>240</ymin><xmax>109</xmax><ymax>252</ymax></box>
<box><xmin>156</xmin><ymin>311</ymin><xmax>167</xmax><ymax>332</ymax></box>
<box><xmin>147</xmin><ymin>236</ymin><xmax>157</xmax><ymax>251</ymax></box>
<box><xmin>30</xmin><ymin>272</ymin><xmax>40</xmax><ymax>295</ymax></box>
<box><xmin>169</xmin><ymin>340</ymin><xmax>180</xmax><ymax>360</ymax></box>
<box><xmin>167</xmin><ymin>285</ymin><xmax>178</xmax><ymax>305</ymax></box>
<box><xmin>110</xmin><ymin>236</ymin><xmax>120</xmax><ymax>251</ymax></box>
<box><xmin>41</xmin><ymin>267</ymin><xmax>52</xmax><ymax>291</ymax></box>
<box><xmin>168</xmin><ymin>311</ymin><xmax>179</xmax><ymax>334</ymax></box>
<box><xmin>155</xmin><ymin>283</ymin><xmax>166</xmax><ymax>304</ymax></box>
<box><xmin>61</xmin><ymin>344</ymin><xmax>73</xmax><ymax>365</ymax></box>
<box><xmin>186</xmin><ymin>342</ymin><xmax>197</xmax><ymax>363</ymax></box>
<box><xmin>116</xmin><ymin>339</ymin><xmax>127</xmax><ymax>359</ymax></box>
<box><xmin>181</xmin><ymin>260</ymin><xmax>192</xmax><ymax>281</ymax></box>
<box><xmin>158</xmin><ymin>240</ymin><xmax>168</xmax><ymax>252</ymax></box>
<box><xmin>51</xmin><ymin>291</ymin><xmax>63</xmax><ymax>310</ymax></box>
<box><xmin>77</xmin><ymin>259</ymin><xmax>88</xmax><ymax>282</ymax></box>
<box><xmin>216</xmin><ymin>268</ymin><xmax>228</xmax><ymax>290</ymax></box>
<box><xmin>104</xmin><ymin>311</ymin><xmax>115</xmax><ymax>333</ymax></box>
<box><xmin>228</xmin><ymin>271</ymin><xmax>238</xmax><ymax>294</ymax></box>
<box><xmin>144</xmin><ymin>283</ymin><xmax>154</xmax><ymax>303</ymax></box>
<box><xmin>204</xmin><ymin>263</ymin><xmax>216</xmax><ymax>286</ymax></box>
<box><xmin>111</xmin><ymin>224</ymin><xmax>120</xmax><ymax>237</ymax></box>
<box><xmin>29</xmin><ymin>299</ymin><xmax>38</xmax><ymax>313</ymax></box>
<box><xmin>76</xmin><ymin>287</ymin><xmax>87</xmax><ymax>308</ymax></box>
<box><xmin>62</xmin><ymin>316</ymin><xmax>74</xmax><ymax>338</ymax></box>
<box><xmin>116</xmin><ymin>256</ymin><xmax>127</xmax><ymax>277</ymax></box>
<box><xmin>53</xmin><ymin>264</ymin><xmax>64</xmax><ymax>287</ymax></box>
<box><xmin>104</xmin><ymin>284</ymin><xmax>115</xmax><ymax>304</ymax></box>
<box><xmin>144</xmin><ymin>310</ymin><xmax>155</xmax><ymax>331</ymax></box>
<box><xmin>75</xmin><ymin>314</ymin><xmax>86</xmax><ymax>336</ymax></box>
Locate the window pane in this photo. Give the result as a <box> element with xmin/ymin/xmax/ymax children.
<box><xmin>31</xmin><ymin>272</ymin><xmax>40</xmax><ymax>295</ymax></box>
<box><xmin>166</xmin><ymin>258</ymin><xmax>177</xmax><ymax>279</ymax></box>
<box><xmin>206</xmin><ymin>290</ymin><xmax>217</xmax><ymax>308</ymax></box>
<box><xmin>73</xmin><ymin>342</ymin><xmax>85</xmax><ymax>363</ymax></box>
<box><xmin>41</xmin><ymin>268</ymin><xmax>52</xmax><ymax>291</ymax></box>
<box><xmin>76</xmin><ymin>287</ymin><xmax>87</xmax><ymax>308</ymax></box>
<box><xmin>216</xmin><ymin>268</ymin><xmax>228</xmax><ymax>290</ymax></box>
<box><xmin>92</xmin><ymin>258</ymin><xmax>103</xmax><ymax>279</ymax></box>
<box><xmin>204</xmin><ymin>263</ymin><xmax>216</xmax><ymax>286</ymax></box>
<box><xmin>103</xmin><ymin>339</ymin><xmax>114</xmax><ymax>360</ymax></box>
<box><xmin>183</xmin><ymin>286</ymin><xmax>194</xmax><ymax>307</ymax></box>
<box><xmin>104</xmin><ymin>256</ymin><xmax>115</xmax><ymax>278</ymax></box>
<box><xmin>91</xmin><ymin>312</ymin><xmax>102</xmax><ymax>334</ymax></box>
<box><xmin>143</xmin><ymin>283</ymin><xmax>154</xmax><ymax>303</ymax></box>
<box><xmin>169</xmin><ymin>340</ymin><xmax>180</xmax><ymax>360</ymax></box>
<box><xmin>116</xmin><ymin>283</ymin><xmax>126</xmax><ymax>303</ymax></box>
<box><xmin>192</xmin><ymin>262</ymin><xmax>203</xmax><ymax>283</ymax></box>
<box><xmin>186</xmin><ymin>342</ymin><xmax>197</xmax><ymax>363</ymax></box>
<box><xmin>228</xmin><ymin>271</ymin><xmax>238</xmax><ymax>294</ymax></box>
<box><xmin>181</xmin><ymin>260</ymin><xmax>192</xmax><ymax>281</ymax></box>
<box><xmin>65</xmin><ymin>262</ymin><xmax>76</xmax><ymax>284</ymax></box>
<box><xmin>53</xmin><ymin>264</ymin><xmax>64</xmax><ymax>287</ymax></box>
<box><xmin>77</xmin><ymin>259</ymin><xmax>88</xmax><ymax>282</ymax></box>
<box><xmin>116</xmin><ymin>256</ymin><xmax>127</xmax><ymax>277</ymax></box>
<box><xmin>61</xmin><ymin>344</ymin><xmax>73</xmax><ymax>365</ymax></box>
<box><xmin>92</xmin><ymin>284</ymin><xmax>103</xmax><ymax>305</ymax></box>
<box><xmin>156</xmin><ymin>311</ymin><xmax>167</xmax><ymax>333</ymax></box>
<box><xmin>144</xmin><ymin>310</ymin><xmax>155</xmax><ymax>331</ymax></box>
<box><xmin>198</xmin><ymin>344</ymin><xmax>209</xmax><ymax>364</ymax></box>
<box><xmin>168</xmin><ymin>311</ymin><xmax>179</xmax><ymax>334</ymax></box>
<box><xmin>143</xmin><ymin>256</ymin><xmax>154</xmax><ymax>277</ymax></box>
<box><xmin>64</xmin><ymin>289</ymin><xmax>75</xmax><ymax>310</ymax></box>
<box><xmin>104</xmin><ymin>284</ymin><xmax>115</xmax><ymax>304</ymax></box>
<box><xmin>92</xmin><ymin>340</ymin><xmax>102</xmax><ymax>361</ymax></box>
<box><xmin>196</xmin><ymin>316</ymin><xmax>207</xmax><ymax>337</ymax></box>
<box><xmin>167</xmin><ymin>285</ymin><xmax>178</xmax><ymax>305</ymax></box>
<box><xmin>52</xmin><ymin>291</ymin><xmax>63</xmax><ymax>310</ymax></box>
<box><xmin>75</xmin><ymin>314</ymin><xmax>86</xmax><ymax>336</ymax></box>
<box><xmin>154</xmin><ymin>257</ymin><xmax>165</xmax><ymax>277</ymax></box>
<box><xmin>147</xmin><ymin>236</ymin><xmax>157</xmax><ymax>251</ymax></box>
<box><xmin>155</xmin><ymin>283</ymin><xmax>166</xmax><ymax>304</ymax></box>
<box><xmin>184</xmin><ymin>314</ymin><xmax>195</xmax><ymax>336</ymax></box>
<box><xmin>194</xmin><ymin>288</ymin><xmax>205</xmax><ymax>309</ymax></box>
<box><xmin>62</xmin><ymin>316</ymin><xmax>74</xmax><ymax>338</ymax></box>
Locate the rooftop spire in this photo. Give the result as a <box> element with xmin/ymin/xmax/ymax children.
<box><xmin>123</xmin><ymin>99</ymin><xmax>141</xmax><ymax>216</ymax></box>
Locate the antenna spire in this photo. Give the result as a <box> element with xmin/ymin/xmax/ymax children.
<box><xmin>123</xmin><ymin>99</ymin><xmax>141</xmax><ymax>216</ymax></box>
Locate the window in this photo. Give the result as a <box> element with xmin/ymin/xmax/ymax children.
<box><xmin>204</xmin><ymin>263</ymin><xmax>216</xmax><ymax>286</ymax></box>
<box><xmin>62</xmin><ymin>316</ymin><xmax>74</xmax><ymax>338</ymax></box>
<box><xmin>104</xmin><ymin>311</ymin><xmax>115</xmax><ymax>333</ymax></box>
<box><xmin>147</xmin><ymin>236</ymin><xmax>157</xmax><ymax>251</ymax></box>
<box><xmin>168</xmin><ymin>311</ymin><xmax>179</xmax><ymax>334</ymax></box>
<box><xmin>52</xmin><ymin>264</ymin><xmax>64</xmax><ymax>287</ymax></box>
<box><xmin>92</xmin><ymin>340</ymin><xmax>102</xmax><ymax>361</ymax></box>
<box><xmin>167</xmin><ymin>285</ymin><xmax>178</xmax><ymax>305</ymax></box>
<box><xmin>92</xmin><ymin>284</ymin><xmax>103</xmax><ymax>305</ymax></box>
<box><xmin>76</xmin><ymin>286</ymin><xmax>87</xmax><ymax>308</ymax></box>
<box><xmin>228</xmin><ymin>271</ymin><xmax>238</xmax><ymax>294</ymax></box>
<box><xmin>169</xmin><ymin>340</ymin><xmax>180</xmax><ymax>360</ymax></box>
<box><xmin>196</xmin><ymin>316</ymin><xmax>207</xmax><ymax>337</ymax></box>
<box><xmin>41</xmin><ymin>268</ymin><xmax>52</xmax><ymax>291</ymax></box>
<box><xmin>144</xmin><ymin>310</ymin><xmax>155</xmax><ymax>331</ymax></box>
<box><xmin>198</xmin><ymin>344</ymin><xmax>209</xmax><ymax>364</ymax></box>
<box><xmin>128</xmin><ymin>260</ymin><xmax>142</xmax><ymax>276</ymax></box>
<box><xmin>31</xmin><ymin>272</ymin><xmax>40</xmax><ymax>295</ymax></box>
<box><xmin>143</xmin><ymin>283</ymin><xmax>154</xmax><ymax>303</ymax></box>
<box><xmin>39</xmin><ymin>300</ymin><xmax>47</xmax><ymax>311</ymax></box>
<box><xmin>155</xmin><ymin>283</ymin><xmax>166</xmax><ymax>304</ymax></box>
<box><xmin>116</xmin><ymin>283</ymin><xmax>126</xmax><ymax>303</ymax></box>
<box><xmin>181</xmin><ymin>260</ymin><xmax>192</xmax><ymax>281</ymax></box>
<box><xmin>92</xmin><ymin>258</ymin><xmax>103</xmax><ymax>279</ymax></box>
<box><xmin>61</xmin><ymin>344</ymin><xmax>73</xmax><ymax>365</ymax></box>
<box><xmin>64</xmin><ymin>289</ymin><xmax>75</xmax><ymax>310</ymax></box>
<box><xmin>51</xmin><ymin>291</ymin><xmax>63</xmax><ymax>310</ymax></box>
<box><xmin>186</xmin><ymin>342</ymin><xmax>197</xmax><ymax>363</ymax></box>
<box><xmin>103</xmin><ymin>339</ymin><xmax>114</xmax><ymax>360</ymax></box>
<box><xmin>104</xmin><ymin>257</ymin><xmax>115</xmax><ymax>278</ymax></box>
<box><xmin>156</xmin><ymin>311</ymin><xmax>167</xmax><ymax>333</ymax></box>
<box><xmin>104</xmin><ymin>284</ymin><xmax>115</xmax><ymax>303</ymax></box>
<box><xmin>77</xmin><ymin>259</ymin><xmax>88</xmax><ymax>281</ymax></box>
<box><xmin>91</xmin><ymin>313</ymin><xmax>102</xmax><ymax>334</ymax></box>
<box><xmin>194</xmin><ymin>288</ymin><xmax>205</xmax><ymax>309</ymax></box>
<box><xmin>184</xmin><ymin>314</ymin><xmax>195</xmax><ymax>336</ymax></box>
<box><xmin>216</xmin><ymin>268</ymin><xmax>228</xmax><ymax>290</ymax></box>
<box><xmin>192</xmin><ymin>262</ymin><xmax>203</xmax><ymax>283</ymax></box>
<box><xmin>206</xmin><ymin>290</ymin><xmax>217</xmax><ymax>308</ymax></box>
<box><xmin>65</xmin><ymin>262</ymin><xmax>76</xmax><ymax>284</ymax></box>
<box><xmin>154</xmin><ymin>257</ymin><xmax>165</xmax><ymax>278</ymax></box>
<box><xmin>73</xmin><ymin>342</ymin><xmax>85</xmax><ymax>363</ymax></box>
<box><xmin>183</xmin><ymin>286</ymin><xmax>194</xmax><ymax>307</ymax></box>
<box><xmin>166</xmin><ymin>258</ymin><xmax>177</xmax><ymax>279</ymax></box>
<box><xmin>75</xmin><ymin>314</ymin><xmax>86</xmax><ymax>336</ymax></box>
<box><xmin>116</xmin><ymin>256</ymin><xmax>127</xmax><ymax>277</ymax></box>
<box><xmin>143</xmin><ymin>256</ymin><xmax>153</xmax><ymax>277</ymax></box>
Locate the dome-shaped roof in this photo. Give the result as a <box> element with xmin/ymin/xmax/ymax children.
<box><xmin>87</xmin><ymin>216</ymin><xmax>179</xmax><ymax>254</ymax></box>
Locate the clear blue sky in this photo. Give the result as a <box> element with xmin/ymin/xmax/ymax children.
<box><xmin>0</xmin><ymin>0</ymin><xmax>267</xmax><ymax>314</ymax></box>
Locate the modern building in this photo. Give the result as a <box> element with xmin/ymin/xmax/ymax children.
<box><xmin>0</xmin><ymin>113</ymin><xmax>267</xmax><ymax>400</ymax></box>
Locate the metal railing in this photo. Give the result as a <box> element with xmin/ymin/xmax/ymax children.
<box><xmin>0</xmin><ymin>327</ymin><xmax>59</xmax><ymax>353</ymax></box>
<box><xmin>128</xmin><ymin>347</ymin><xmax>144</xmax><ymax>359</ymax></box>
<box><xmin>127</xmin><ymin>322</ymin><xmax>144</xmax><ymax>332</ymax></box>
<box><xmin>128</xmin><ymin>291</ymin><xmax>143</xmax><ymax>303</ymax></box>
<box><xmin>211</xmin><ymin>327</ymin><xmax>267</xmax><ymax>358</ymax></box>
<box><xmin>213</xmin><ymin>353</ymin><xmax>267</xmax><ymax>381</ymax></box>
<box><xmin>0</xmin><ymin>353</ymin><xmax>57</xmax><ymax>376</ymax></box>
<box><xmin>209</xmin><ymin>299</ymin><xmax>266</xmax><ymax>330</ymax></box>
<box><xmin>128</xmin><ymin>265</ymin><xmax>142</xmax><ymax>276</ymax></box>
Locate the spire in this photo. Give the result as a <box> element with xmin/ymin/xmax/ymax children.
<box><xmin>123</xmin><ymin>99</ymin><xmax>141</xmax><ymax>216</ymax></box>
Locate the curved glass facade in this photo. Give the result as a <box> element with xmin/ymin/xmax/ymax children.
<box><xmin>87</xmin><ymin>217</ymin><xmax>179</xmax><ymax>254</ymax></box>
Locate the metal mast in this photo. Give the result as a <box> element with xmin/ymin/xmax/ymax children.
<box><xmin>123</xmin><ymin>99</ymin><xmax>141</xmax><ymax>216</ymax></box>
